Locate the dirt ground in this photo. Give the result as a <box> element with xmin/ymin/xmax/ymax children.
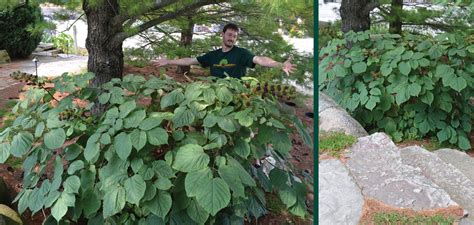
<box><xmin>0</xmin><ymin>65</ymin><xmax>315</xmax><ymax>225</ymax></box>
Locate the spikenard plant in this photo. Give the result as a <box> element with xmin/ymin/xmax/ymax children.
<box><xmin>0</xmin><ymin>72</ymin><xmax>312</xmax><ymax>224</ymax></box>
<box><xmin>319</xmin><ymin>31</ymin><xmax>473</xmax><ymax>150</ymax></box>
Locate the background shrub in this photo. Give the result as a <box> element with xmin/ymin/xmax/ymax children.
<box><xmin>0</xmin><ymin>4</ymin><xmax>43</xmax><ymax>59</ymax></box>
<box><xmin>319</xmin><ymin>31</ymin><xmax>474</xmax><ymax>150</ymax></box>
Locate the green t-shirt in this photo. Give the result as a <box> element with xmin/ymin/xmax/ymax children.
<box><xmin>196</xmin><ymin>46</ymin><xmax>256</xmax><ymax>79</ymax></box>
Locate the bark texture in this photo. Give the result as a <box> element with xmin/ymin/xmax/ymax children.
<box><xmin>177</xmin><ymin>16</ymin><xmax>194</xmax><ymax>74</ymax></box>
<box><xmin>340</xmin><ymin>0</ymin><xmax>372</xmax><ymax>33</ymax></box>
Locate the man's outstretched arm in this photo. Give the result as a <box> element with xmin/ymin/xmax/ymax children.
<box><xmin>253</xmin><ymin>56</ymin><xmax>296</xmax><ymax>76</ymax></box>
<box><xmin>153</xmin><ymin>56</ymin><xmax>199</xmax><ymax>67</ymax></box>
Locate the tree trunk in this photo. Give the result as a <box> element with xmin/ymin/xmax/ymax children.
<box><xmin>83</xmin><ymin>0</ymin><xmax>124</xmax><ymax>115</ymax></box>
<box><xmin>340</xmin><ymin>0</ymin><xmax>372</xmax><ymax>33</ymax></box>
<box><xmin>177</xmin><ymin>16</ymin><xmax>194</xmax><ymax>74</ymax></box>
<box><xmin>389</xmin><ymin>0</ymin><xmax>403</xmax><ymax>34</ymax></box>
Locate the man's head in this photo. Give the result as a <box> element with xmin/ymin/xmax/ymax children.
<box><xmin>222</xmin><ymin>23</ymin><xmax>239</xmax><ymax>48</ymax></box>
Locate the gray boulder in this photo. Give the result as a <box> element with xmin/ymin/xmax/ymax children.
<box><xmin>435</xmin><ymin>148</ymin><xmax>474</xmax><ymax>183</ymax></box>
<box><xmin>318</xmin><ymin>92</ymin><xmax>368</xmax><ymax>137</ymax></box>
<box><xmin>401</xmin><ymin>146</ymin><xmax>474</xmax><ymax>216</ymax></box>
<box><xmin>345</xmin><ymin>133</ymin><xmax>459</xmax><ymax>211</ymax></box>
<box><xmin>319</xmin><ymin>159</ymin><xmax>364</xmax><ymax>225</ymax></box>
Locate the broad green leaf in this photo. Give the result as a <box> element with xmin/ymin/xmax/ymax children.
<box><xmin>35</xmin><ymin>121</ymin><xmax>45</xmax><ymax>138</ymax></box>
<box><xmin>421</xmin><ymin>92</ymin><xmax>434</xmax><ymax>105</ymax></box>
<box><xmin>185</xmin><ymin>168</ymin><xmax>212</xmax><ymax>197</ymax></box>
<box><xmin>124</xmin><ymin>174</ymin><xmax>146</xmax><ymax>205</ymax></box>
<box><xmin>130</xmin><ymin>129</ymin><xmax>147</xmax><ymax>151</ymax></box>
<box><xmin>173</xmin><ymin>144</ymin><xmax>209</xmax><ymax>172</ymax></box>
<box><xmin>217</xmin><ymin>117</ymin><xmax>236</xmax><ymax>133</ymax></box>
<box><xmin>0</xmin><ymin>143</ymin><xmax>10</xmax><ymax>163</ymax></box>
<box><xmin>195</xmin><ymin>178</ymin><xmax>231</xmax><ymax>216</ymax></box>
<box><xmin>172</xmin><ymin>107</ymin><xmax>195</xmax><ymax>128</ymax></box>
<box><xmin>82</xmin><ymin>188</ymin><xmax>101</xmax><ymax>217</ymax></box>
<box><xmin>278</xmin><ymin>186</ymin><xmax>297</xmax><ymax>208</ymax></box>
<box><xmin>448</xmin><ymin>77</ymin><xmax>467</xmax><ymax>92</ymax></box>
<box><xmin>365</xmin><ymin>96</ymin><xmax>380</xmax><ymax>111</ymax></box>
<box><xmin>407</xmin><ymin>83</ymin><xmax>421</xmax><ymax>96</ymax></box>
<box><xmin>289</xmin><ymin>201</ymin><xmax>306</xmax><ymax>218</ymax></box>
<box><xmin>51</xmin><ymin>192</ymin><xmax>75</xmax><ymax>221</ymax></box>
<box><xmin>203</xmin><ymin>89</ymin><xmax>216</xmax><ymax>104</ymax></box>
<box><xmin>269</xmin><ymin>168</ymin><xmax>288</xmax><ymax>189</ymax></box>
<box><xmin>44</xmin><ymin>128</ymin><xmax>66</xmax><ymax>150</ymax></box>
<box><xmin>380</xmin><ymin>63</ymin><xmax>392</xmax><ymax>76</ymax></box>
<box><xmin>185</xmin><ymin>83</ymin><xmax>203</xmax><ymax>100</ymax></box>
<box><xmin>351</xmin><ymin>62</ymin><xmax>367</xmax><ymax>74</ymax></box>
<box><xmin>458</xmin><ymin>136</ymin><xmax>471</xmax><ymax>150</ymax></box>
<box><xmin>435</xmin><ymin>64</ymin><xmax>454</xmax><ymax>78</ymax></box>
<box><xmin>139</xmin><ymin>117</ymin><xmax>163</xmax><ymax>131</ymax></box>
<box><xmin>84</xmin><ymin>140</ymin><xmax>99</xmax><ymax>163</ymax></box>
<box><xmin>233</xmin><ymin>139</ymin><xmax>250</xmax><ymax>159</ymax></box>
<box><xmin>437</xmin><ymin>128</ymin><xmax>450</xmax><ymax>142</ymax></box>
<box><xmin>119</xmin><ymin>100</ymin><xmax>137</xmax><ymax>118</ymax></box>
<box><xmin>203</xmin><ymin>114</ymin><xmax>218</xmax><ymax>127</ymax></box>
<box><xmin>147</xmin><ymin>127</ymin><xmax>168</xmax><ymax>146</ymax></box>
<box><xmin>124</xmin><ymin>110</ymin><xmax>147</xmax><ymax>129</ymax></box>
<box><xmin>64</xmin><ymin>175</ymin><xmax>81</xmax><ymax>194</ymax></box>
<box><xmin>216</xmin><ymin>86</ymin><xmax>233</xmax><ymax>104</ymax></box>
<box><xmin>369</xmin><ymin>88</ymin><xmax>381</xmax><ymax>96</ymax></box>
<box><xmin>100</xmin><ymin>133</ymin><xmax>111</xmax><ymax>145</ymax></box>
<box><xmin>398</xmin><ymin>62</ymin><xmax>411</xmax><ymax>75</ymax></box>
<box><xmin>234</xmin><ymin>109</ymin><xmax>253</xmax><ymax>127</ymax></box>
<box><xmin>154</xmin><ymin>178</ymin><xmax>173</xmax><ymax>190</ymax></box>
<box><xmin>227</xmin><ymin>157</ymin><xmax>256</xmax><ymax>187</ymax></box>
<box><xmin>11</xmin><ymin>131</ymin><xmax>33</xmax><ymax>157</ymax></box>
<box><xmin>218</xmin><ymin>165</ymin><xmax>245</xmax><ymax>198</ymax></box>
<box><xmin>103</xmin><ymin>186</ymin><xmax>126</xmax><ymax>218</ymax></box>
<box><xmin>187</xmin><ymin>199</ymin><xmax>209</xmax><ymax>224</ymax></box>
<box><xmin>131</xmin><ymin>158</ymin><xmax>144</xmax><ymax>173</ymax></box>
<box><xmin>98</xmin><ymin>92</ymin><xmax>111</xmax><ymax>104</ymax></box>
<box><xmin>333</xmin><ymin>64</ymin><xmax>347</xmax><ymax>77</ymax></box>
<box><xmin>144</xmin><ymin>191</ymin><xmax>172</xmax><ymax>219</ymax></box>
<box><xmin>271</xmin><ymin>131</ymin><xmax>292</xmax><ymax>155</ymax></box>
<box><xmin>160</xmin><ymin>89</ymin><xmax>185</xmax><ymax>109</ymax></box>
<box><xmin>152</xmin><ymin>160</ymin><xmax>175</xmax><ymax>179</ymax></box>
<box><xmin>114</xmin><ymin>132</ymin><xmax>132</xmax><ymax>160</ymax></box>
<box><xmin>67</xmin><ymin>160</ymin><xmax>84</xmax><ymax>175</ymax></box>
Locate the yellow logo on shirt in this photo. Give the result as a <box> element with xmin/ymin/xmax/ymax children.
<box><xmin>214</xmin><ymin>59</ymin><xmax>236</xmax><ymax>68</ymax></box>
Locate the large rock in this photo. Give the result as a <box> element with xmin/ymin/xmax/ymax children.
<box><xmin>401</xmin><ymin>146</ymin><xmax>474</xmax><ymax>215</ymax></box>
<box><xmin>319</xmin><ymin>92</ymin><xmax>339</xmax><ymax>113</ymax></box>
<box><xmin>345</xmin><ymin>133</ymin><xmax>459</xmax><ymax>211</ymax></box>
<box><xmin>318</xmin><ymin>92</ymin><xmax>368</xmax><ymax>137</ymax></box>
<box><xmin>319</xmin><ymin>159</ymin><xmax>364</xmax><ymax>225</ymax></box>
<box><xmin>435</xmin><ymin>148</ymin><xmax>474</xmax><ymax>183</ymax></box>
<box><xmin>0</xmin><ymin>50</ymin><xmax>10</xmax><ymax>64</ymax></box>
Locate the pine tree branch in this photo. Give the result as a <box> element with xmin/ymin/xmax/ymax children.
<box><xmin>113</xmin><ymin>0</ymin><xmax>223</xmax><ymax>43</ymax></box>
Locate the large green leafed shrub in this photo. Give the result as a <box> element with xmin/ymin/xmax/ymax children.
<box><xmin>319</xmin><ymin>31</ymin><xmax>473</xmax><ymax>150</ymax></box>
<box><xmin>0</xmin><ymin>4</ymin><xmax>43</xmax><ymax>59</ymax></box>
<box><xmin>0</xmin><ymin>73</ymin><xmax>311</xmax><ymax>224</ymax></box>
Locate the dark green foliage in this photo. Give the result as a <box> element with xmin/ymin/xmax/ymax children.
<box><xmin>319</xmin><ymin>31</ymin><xmax>474</xmax><ymax>150</ymax></box>
<box><xmin>318</xmin><ymin>21</ymin><xmax>342</xmax><ymax>50</ymax></box>
<box><xmin>0</xmin><ymin>4</ymin><xmax>43</xmax><ymax>59</ymax></box>
<box><xmin>0</xmin><ymin>73</ymin><xmax>311</xmax><ymax>223</ymax></box>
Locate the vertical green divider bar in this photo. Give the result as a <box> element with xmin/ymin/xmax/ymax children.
<box><xmin>313</xmin><ymin>1</ymin><xmax>318</xmax><ymax>225</ymax></box>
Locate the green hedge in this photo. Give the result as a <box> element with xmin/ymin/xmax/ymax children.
<box><xmin>0</xmin><ymin>4</ymin><xmax>43</xmax><ymax>59</ymax></box>
<box><xmin>319</xmin><ymin>31</ymin><xmax>474</xmax><ymax>150</ymax></box>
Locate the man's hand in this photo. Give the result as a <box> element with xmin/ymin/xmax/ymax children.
<box><xmin>152</xmin><ymin>55</ymin><xmax>169</xmax><ymax>67</ymax></box>
<box><xmin>282</xmin><ymin>57</ymin><xmax>296</xmax><ymax>76</ymax></box>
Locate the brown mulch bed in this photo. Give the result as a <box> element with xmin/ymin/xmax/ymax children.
<box><xmin>0</xmin><ymin>65</ymin><xmax>315</xmax><ymax>225</ymax></box>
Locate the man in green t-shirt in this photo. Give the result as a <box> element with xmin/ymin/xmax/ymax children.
<box><xmin>153</xmin><ymin>23</ymin><xmax>295</xmax><ymax>79</ymax></box>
